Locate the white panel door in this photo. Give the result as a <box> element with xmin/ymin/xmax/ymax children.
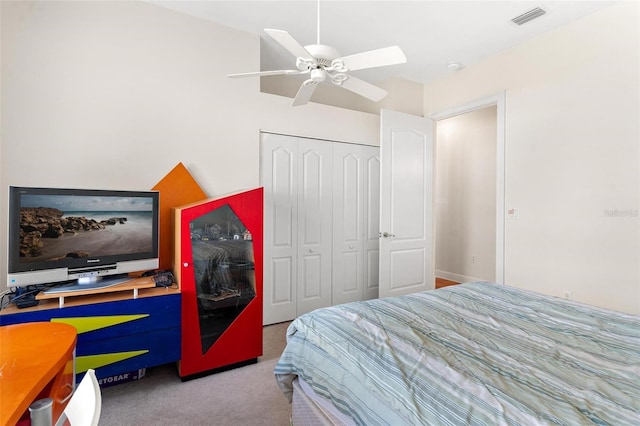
<box><xmin>379</xmin><ymin>110</ymin><xmax>434</xmax><ymax>298</ymax></box>
<box><xmin>261</xmin><ymin>133</ymin><xmax>298</xmax><ymax>324</ymax></box>
<box><xmin>332</xmin><ymin>143</ymin><xmax>365</xmax><ymax>305</ymax></box>
<box><xmin>296</xmin><ymin>138</ymin><xmax>333</xmax><ymax>315</ymax></box>
<box><xmin>363</xmin><ymin>145</ymin><xmax>380</xmax><ymax>300</ymax></box>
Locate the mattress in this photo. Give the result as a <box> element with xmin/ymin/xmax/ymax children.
<box><xmin>291</xmin><ymin>377</ymin><xmax>354</xmax><ymax>426</ymax></box>
<box><xmin>274</xmin><ymin>282</ymin><xmax>640</xmax><ymax>425</ymax></box>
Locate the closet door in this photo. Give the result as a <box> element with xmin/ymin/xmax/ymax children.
<box><xmin>332</xmin><ymin>143</ymin><xmax>365</xmax><ymax>304</ymax></box>
<box><xmin>362</xmin><ymin>146</ymin><xmax>381</xmax><ymax>300</ymax></box>
<box><xmin>332</xmin><ymin>144</ymin><xmax>380</xmax><ymax>304</ymax></box>
<box><xmin>262</xmin><ymin>134</ymin><xmax>377</xmax><ymax>324</ymax></box>
<box><xmin>296</xmin><ymin>138</ymin><xmax>333</xmax><ymax>316</ymax></box>
<box><xmin>261</xmin><ymin>133</ymin><xmax>298</xmax><ymax>325</ymax></box>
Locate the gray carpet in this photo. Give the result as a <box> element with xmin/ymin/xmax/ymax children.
<box><xmin>99</xmin><ymin>322</ymin><xmax>292</xmax><ymax>425</ymax></box>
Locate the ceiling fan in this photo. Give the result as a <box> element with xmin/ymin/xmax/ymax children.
<box><xmin>227</xmin><ymin>1</ymin><xmax>407</xmax><ymax>107</ymax></box>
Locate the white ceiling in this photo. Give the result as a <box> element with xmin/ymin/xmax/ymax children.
<box><xmin>149</xmin><ymin>0</ymin><xmax>616</xmax><ymax>85</ymax></box>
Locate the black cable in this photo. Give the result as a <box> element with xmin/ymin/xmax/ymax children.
<box><xmin>1</xmin><ymin>285</ymin><xmax>47</xmax><ymax>310</ymax></box>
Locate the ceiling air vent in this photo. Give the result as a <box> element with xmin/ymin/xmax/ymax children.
<box><xmin>511</xmin><ymin>7</ymin><xmax>546</xmax><ymax>25</ymax></box>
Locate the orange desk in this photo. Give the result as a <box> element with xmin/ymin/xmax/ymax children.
<box><xmin>0</xmin><ymin>322</ymin><xmax>76</xmax><ymax>426</ymax></box>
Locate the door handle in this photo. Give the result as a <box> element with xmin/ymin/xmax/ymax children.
<box><xmin>380</xmin><ymin>232</ymin><xmax>395</xmax><ymax>238</ymax></box>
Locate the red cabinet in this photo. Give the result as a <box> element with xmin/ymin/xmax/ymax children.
<box><xmin>173</xmin><ymin>188</ymin><xmax>263</xmax><ymax>378</ymax></box>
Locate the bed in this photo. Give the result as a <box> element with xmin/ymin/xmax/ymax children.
<box><xmin>274</xmin><ymin>282</ymin><xmax>639</xmax><ymax>425</ymax></box>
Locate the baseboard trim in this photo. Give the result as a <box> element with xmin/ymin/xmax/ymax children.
<box><xmin>436</xmin><ymin>270</ymin><xmax>483</xmax><ymax>284</ymax></box>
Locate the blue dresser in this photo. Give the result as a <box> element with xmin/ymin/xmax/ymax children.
<box><xmin>0</xmin><ymin>290</ymin><xmax>181</xmax><ymax>384</ymax></box>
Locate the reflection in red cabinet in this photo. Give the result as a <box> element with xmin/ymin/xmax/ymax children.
<box><xmin>173</xmin><ymin>188</ymin><xmax>263</xmax><ymax>378</ymax></box>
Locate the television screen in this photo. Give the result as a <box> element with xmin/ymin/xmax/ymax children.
<box><xmin>7</xmin><ymin>186</ymin><xmax>159</xmax><ymax>288</ymax></box>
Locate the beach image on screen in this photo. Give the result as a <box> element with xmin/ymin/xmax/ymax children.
<box><xmin>18</xmin><ymin>194</ymin><xmax>154</xmax><ymax>262</ymax></box>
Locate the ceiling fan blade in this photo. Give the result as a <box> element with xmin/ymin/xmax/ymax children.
<box><xmin>265</xmin><ymin>29</ymin><xmax>314</xmax><ymax>61</ymax></box>
<box><xmin>292</xmin><ymin>80</ymin><xmax>319</xmax><ymax>106</ymax></box>
<box><xmin>338</xmin><ymin>76</ymin><xmax>388</xmax><ymax>102</ymax></box>
<box><xmin>337</xmin><ymin>46</ymin><xmax>406</xmax><ymax>72</ymax></box>
<box><xmin>227</xmin><ymin>69</ymin><xmax>305</xmax><ymax>78</ymax></box>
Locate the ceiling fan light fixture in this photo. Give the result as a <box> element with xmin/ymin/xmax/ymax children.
<box><xmin>296</xmin><ymin>57</ymin><xmax>314</xmax><ymax>71</ymax></box>
<box><xmin>331</xmin><ymin>59</ymin><xmax>348</xmax><ymax>73</ymax></box>
<box><xmin>331</xmin><ymin>73</ymin><xmax>349</xmax><ymax>85</ymax></box>
<box><xmin>310</xmin><ymin>68</ymin><xmax>326</xmax><ymax>83</ymax></box>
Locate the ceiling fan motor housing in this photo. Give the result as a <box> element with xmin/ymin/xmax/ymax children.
<box><xmin>305</xmin><ymin>44</ymin><xmax>340</xmax><ymax>64</ymax></box>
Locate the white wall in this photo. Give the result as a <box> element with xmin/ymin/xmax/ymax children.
<box><xmin>3</xmin><ymin>1</ymin><xmax>638</xmax><ymax>314</ymax></box>
<box><xmin>0</xmin><ymin>0</ymin><xmax>381</xmax><ymax>291</ymax></box>
<box><xmin>435</xmin><ymin>106</ymin><xmax>496</xmax><ymax>283</ymax></box>
<box><xmin>425</xmin><ymin>2</ymin><xmax>640</xmax><ymax>314</ymax></box>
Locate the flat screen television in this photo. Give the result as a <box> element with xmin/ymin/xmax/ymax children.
<box><xmin>7</xmin><ymin>186</ymin><xmax>159</xmax><ymax>292</ymax></box>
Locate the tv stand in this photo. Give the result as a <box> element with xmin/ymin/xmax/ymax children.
<box><xmin>37</xmin><ymin>276</ymin><xmax>157</xmax><ymax>308</ymax></box>
<box><xmin>1</xmin><ymin>283</ymin><xmax>180</xmax><ymax>394</ymax></box>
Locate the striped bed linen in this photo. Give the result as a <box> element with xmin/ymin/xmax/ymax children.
<box><xmin>274</xmin><ymin>282</ymin><xmax>640</xmax><ymax>425</ymax></box>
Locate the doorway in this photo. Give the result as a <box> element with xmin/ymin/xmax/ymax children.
<box><xmin>431</xmin><ymin>93</ymin><xmax>506</xmax><ymax>284</ymax></box>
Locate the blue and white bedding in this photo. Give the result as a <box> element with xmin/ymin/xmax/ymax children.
<box><xmin>274</xmin><ymin>282</ymin><xmax>640</xmax><ymax>425</ymax></box>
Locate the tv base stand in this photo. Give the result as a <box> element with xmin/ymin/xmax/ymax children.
<box><xmin>37</xmin><ymin>276</ymin><xmax>157</xmax><ymax>308</ymax></box>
